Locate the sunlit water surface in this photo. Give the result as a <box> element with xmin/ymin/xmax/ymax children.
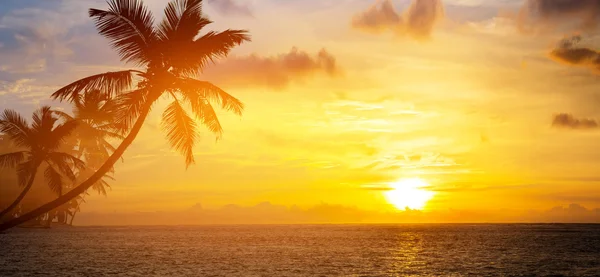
<box><xmin>1</xmin><ymin>224</ymin><xmax>599</xmax><ymax>276</ymax></box>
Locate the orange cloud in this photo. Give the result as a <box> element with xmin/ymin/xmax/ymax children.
<box><xmin>204</xmin><ymin>47</ymin><xmax>339</xmax><ymax>89</ymax></box>
<box><xmin>351</xmin><ymin>0</ymin><xmax>444</xmax><ymax>40</ymax></box>
<box><xmin>351</xmin><ymin>0</ymin><xmax>401</xmax><ymax>33</ymax></box>
<box><xmin>552</xmin><ymin>113</ymin><xmax>599</xmax><ymax>130</ymax></box>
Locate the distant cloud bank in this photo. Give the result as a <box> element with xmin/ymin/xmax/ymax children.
<box><xmin>75</xmin><ymin>202</ymin><xmax>600</xmax><ymax>226</ymax></box>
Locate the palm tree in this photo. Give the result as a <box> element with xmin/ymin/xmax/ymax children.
<box><xmin>0</xmin><ymin>0</ymin><xmax>249</xmax><ymax>231</ymax></box>
<box><xmin>54</xmin><ymin>90</ymin><xmax>123</xmax><ymax>196</ymax></box>
<box><xmin>0</xmin><ymin>107</ymin><xmax>85</xmax><ymax>220</ymax></box>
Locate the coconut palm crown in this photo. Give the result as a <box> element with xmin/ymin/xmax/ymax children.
<box><xmin>52</xmin><ymin>0</ymin><xmax>249</xmax><ymax>168</ymax></box>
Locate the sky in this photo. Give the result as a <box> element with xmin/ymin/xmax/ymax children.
<box><xmin>1</xmin><ymin>0</ymin><xmax>600</xmax><ymax>223</ymax></box>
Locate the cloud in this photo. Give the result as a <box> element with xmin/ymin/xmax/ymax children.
<box><xmin>73</xmin><ymin>202</ymin><xmax>600</xmax><ymax>225</ymax></box>
<box><xmin>351</xmin><ymin>0</ymin><xmax>402</xmax><ymax>33</ymax></box>
<box><xmin>351</xmin><ymin>0</ymin><xmax>445</xmax><ymax>40</ymax></box>
<box><xmin>552</xmin><ymin>113</ymin><xmax>599</xmax><ymax>130</ymax></box>
<box><xmin>0</xmin><ymin>3</ymin><xmax>100</xmax><ymax>79</ymax></box>
<box><xmin>517</xmin><ymin>0</ymin><xmax>600</xmax><ymax>33</ymax></box>
<box><xmin>549</xmin><ymin>36</ymin><xmax>600</xmax><ymax>74</ymax></box>
<box><xmin>207</xmin><ymin>0</ymin><xmax>253</xmax><ymax>17</ymax></box>
<box><xmin>204</xmin><ymin>47</ymin><xmax>340</xmax><ymax>89</ymax></box>
<box><xmin>361</xmin><ymin>152</ymin><xmax>460</xmax><ymax>173</ymax></box>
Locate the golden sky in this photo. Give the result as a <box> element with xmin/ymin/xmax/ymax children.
<box><xmin>1</xmin><ymin>0</ymin><xmax>600</xmax><ymax>222</ymax></box>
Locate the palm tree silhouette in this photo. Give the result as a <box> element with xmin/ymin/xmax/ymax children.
<box><xmin>0</xmin><ymin>0</ymin><xmax>249</xmax><ymax>230</ymax></box>
<box><xmin>41</xmin><ymin>92</ymin><xmax>121</xmax><ymax>225</ymax></box>
<box><xmin>0</xmin><ymin>107</ymin><xmax>85</xmax><ymax>220</ymax></box>
<box><xmin>54</xmin><ymin>90</ymin><xmax>122</xmax><ymax>196</ymax></box>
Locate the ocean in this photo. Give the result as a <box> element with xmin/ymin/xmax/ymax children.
<box><xmin>1</xmin><ymin>224</ymin><xmax>599</xmax><ymax>276</ymax></box>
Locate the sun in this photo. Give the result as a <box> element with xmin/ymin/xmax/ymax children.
<box><xmin>384</xmin><ymin>178</ymin><xmax>435</xmax><ymax>210</ymax></box>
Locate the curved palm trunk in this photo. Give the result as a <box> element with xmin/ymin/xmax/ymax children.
<box><xmin>0</xmin><ymin>104</ymin><xmax>152</xmax><ymax>232</ymax></box>
<box><xmin>0</xmin><ymin>163</ymin><xmax>41</xmax><ymax>220</ymax></box>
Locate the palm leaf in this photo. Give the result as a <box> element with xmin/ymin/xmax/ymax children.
<box><xmin>98</xmin><ymin>139</ymin><xmax>121</xmax><ymax>168</ymax></box>
<box><xmin>53</xmin><ymin>110</ymin><xmax>75</xmax><ymax>121</ymax></box>
<box><xmin>161</xmin><ymin>100</ymin><xmax>198</xmax><ymax>168</ymax></box>
<box><xmin>47</xmin><ymin>120</ymin><xmax>79</xmax><ymax>151</ymax></box>
<box><xmin>178</xmin><ymin>78</ymin><xmax>244</xmax><ymax>115</ymax></box>
<box><xmin>97</xmin><ymin>129</ymin><xmax>126</xmax><ymax>140</ymax></box>
<box><xmin>180</xmin><ymin>90</ymin><xmax>223</xmax><ymax>138</ymax></box>
<box><xmin>114</xmin><ymin>88</ymin><xmax>151</xmax><ymax>133</ymax></box>
<box><xmin>77</xmin><ymin>91</ymin><xmax>122</xmax><ymax>123</ymax></box>
<box><xmin>31</xmin><ymin>106</ymin><xmax>56</xmax><ymax>132</ymax></box>
<box><xmin>177</xmin><ymin>29</ymin><xmax>250</xmax><ymax>75</ymax></box>
<box><xmin>44</xmin><ymin>165</ymin><xmax>64</xmax><ymax>196</ymax></box>
<box><xmin>91</xmin><ymin>176</ymin><xmax>113</xmax><ymax>196</ymax></box>
<box><xmin>89</xmin><ymin>0</ymin><xmax>157</xmax><ymax>65</ymax></box>
<box><xmin>0</xmin><ymin>109</ymin><xmax>32</xmax><ymax>148</ymax></box>
<box><xmin>158</xmin><ymin>0</ymin><xmax>208</xmax><ymax>41</ymax></box>
<box><xmin>47</xmin><ymin>159</ymin><xmax>77</xmax><ymax>183</ymax></box>
<box><xmin>47</xmin><ymin>152</ymin><xmax>86</xmax><ymax>172</ymax></box>
<box><xmin>16</xmin><ymin>160</ymin><xmax>34</xmax><ymax>188</ymax></box>
<box><xmin>51</xmin><ymin>70</ymin><xmax>138</xmax><ymax>102</ymax></box>
<box><xmin>0</xmin><ymin>151</ymin><xmax>28</xmax><ymax>168</ymax></box>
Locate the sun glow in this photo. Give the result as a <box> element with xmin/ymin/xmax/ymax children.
<box><xmin>384</xmin><ymin>178</ymin><xmax>435</xmax><ymax>210</ymax></box>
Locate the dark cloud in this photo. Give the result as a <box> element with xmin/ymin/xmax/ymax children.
<box><xmin>549</xmin><ymin>36</ymin><xmax>600</xmax><ymax>74</ymax></box>
<box><xmin>552</xmin><ymin>113</ymin><xmax>599</xmax><ymax>130</ymax></box>
<box><xmin>351</xmin><ymin>0</ymin><xmax>444</xmax><ymax>40</ymax></box>
<box><xmin>207</xmin><ymin>0</ymin><xmax>253</xmax><ymax>17</ymax></box>
<box><xmin>204</xmin><ymin>47</ymin><xmax>340</xmax><ymax>89</ymax></box>
<box><xmin>518</xmin><ymin>0</ymin><xmax>600</xmax><ymax>33</ymax></box>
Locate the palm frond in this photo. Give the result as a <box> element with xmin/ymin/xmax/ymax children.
<box><xmin>98</xmin><ymin>129</ymin><xmax>126</xmax><ymax>140</ymax></box>
<box><xmin>158</xmin><ymin>0</ymin><xmax>208</xmax><ymax>41</ymax></box>
<box><xmin>51</xmin><ymin>70</ymin><xmax>138</xmax><ymax>102</ymax></box>
<box><xmin>31</xmin><ymin>106</ymin><xmax>56</xmax><ymax>132</ymax></box>
<box><xmin>47</xmin><ymin>159</ymin><xmax>76</xmax><ymax>183</ymax></box>
<box><xmin>177</xmin><ymin>29</ymin><xmax>250</xmax><ymax>75</ymax></box>
<box><xmin>47</xmin><ymin>120</ymin><xmax>79</xmax><ymax>151</ymax></box>
<box><xmin>114</xmin><ymin>88</ymin><xmax>151</xmax><ymax>133</ymax></box>
<box><xmin>53</xmin><ymin>110</ymin><xmax>75</xmax><ymax>121</ymax></box>
<box><xmin>47</xmin><ymin>152</ymin><xmax>86</xmax><ymax>172</ymax></box>
<box><xmin>89</xmin><ymin>0</ymin><xmax>157</xmax><ymax>65</ymax></box>
<box><xmin>0</xmin><ymin>109</ymin><xmax>32</xmax><ymax>148</ymax></box>
<box><xmin>0</xmin><ymin>151</ymin><xmax>28</xmax><ymax>168</ymax></box>
<box><xmin>91</xmin><ymin>177</ymin><xmax>113</xmax><ymax>196</ymax></box>
<box><xmin>16</xmin><ymin>160</ymin><xmax>34</xmax><ymax>188</ymax></box>
<box><xmin>180</xmin><ymin>90</ymin><xmax>223</xmax><ymax>138</ymax></box>
<box><xmin>44</xmin><ymin>165</ymin><xmax>64</xmax><ymax>196</ymax></box>
<box><xmin>161</xmin><ymin>100</ymin><xmax>197</xmax><ymax>168</ymax></box>
<box><xmin>178</xmin><ymin>78</ymin><xmax>244</xmax><ymax>115</ymax></box>
<box><xmin>78</xmin><ymin>195</ymin><xmax>87</xmax><ymax>203</ymax></box>
<box><xmin>96</xmin><ymin>139</ymin><xmax>121</xmax><ymax>168</ymax></box>
<box><xmin>92</xmin><ymin>181</ymin><xmax>108</xmax><ymax>196</ymax></box>
<box><xmin>102</xmin><ymin>174</ymin><xmax>116</xmax><ymax>181</ymax></box>
<box><xmin>76</xmin><ymin>91</ymin><xmax>122</xmax><ymax>124</ymax></box>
